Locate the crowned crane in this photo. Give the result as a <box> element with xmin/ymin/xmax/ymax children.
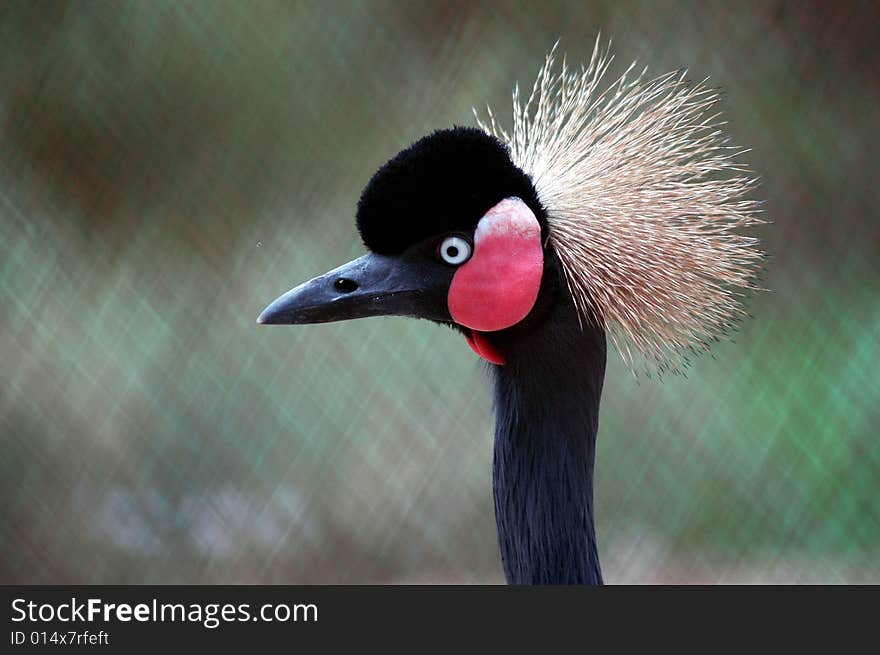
<box><xmin>257</xmin><ymin>41</ymin><xmax>764</xmax><ymax>585</ymax></box>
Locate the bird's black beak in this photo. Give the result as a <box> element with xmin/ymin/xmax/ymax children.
<box><xmin>257</xmin><ymin>252</ymin><xmax>451</xmax><ymax>325</ymax></box>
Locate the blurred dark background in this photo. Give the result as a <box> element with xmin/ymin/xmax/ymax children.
<box><xmin>1</xmin><ymin>0</ymin><xmax>877</xmax><ymax>583</ymax></box>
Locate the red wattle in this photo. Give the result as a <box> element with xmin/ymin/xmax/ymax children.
<box><xmin>448</xmin><ymin>197</ymin><xmax>543</xmax><ymax>333</ymax></box>
<box><xmin>464</xmin><ymin>330</ymin><xmax>507</xmax><ymax>365</ymax></box>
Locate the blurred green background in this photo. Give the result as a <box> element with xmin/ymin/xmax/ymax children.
<box><xmin>1</xmin><ymin>0</ymin><xmax>877</xmax><ymax>584</ymax></box>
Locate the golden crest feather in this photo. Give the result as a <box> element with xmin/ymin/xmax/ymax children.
<box><xmin>476</xmin><ymin>38</ymin><xmax>765</xmax><ymax>372</ymax></box>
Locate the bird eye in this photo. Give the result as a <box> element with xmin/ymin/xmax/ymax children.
<box><xmin>438</xmin><ymin>235</ymin><xmax>472</xmax><ymax>265</ymax></box>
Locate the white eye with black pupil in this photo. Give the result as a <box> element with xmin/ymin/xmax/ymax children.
<box><xmin>439</xmin><ymin>236</ymin><xmax>472</xmax><ymax>265</ymax></box>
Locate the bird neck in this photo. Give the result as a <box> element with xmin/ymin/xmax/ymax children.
<box><xmin>490</xmin><ymin>298</ymin><xmax>606</xmax><ymax>585</ymax></box>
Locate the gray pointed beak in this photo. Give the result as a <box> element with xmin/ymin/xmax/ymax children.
<box><xmin>257</xmin><ymin>252</ymin><xmax>450</xmax><ymax>325</ymax></box>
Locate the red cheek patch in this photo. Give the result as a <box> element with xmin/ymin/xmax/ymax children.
<box><xmin>448</xmin><ymin>197</ymin><xmax>543</xmax><ymax>333</ymax></box>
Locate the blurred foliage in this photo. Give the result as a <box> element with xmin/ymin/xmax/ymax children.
<box><xmin>1</xmin><ymin>0</ymin><xmax>878</xmax><ymax>583</ymax></box>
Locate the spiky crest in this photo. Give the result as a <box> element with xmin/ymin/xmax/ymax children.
<box><xmin>476</xmin><ymin>38</ymin><xmax>765</xmax><ymax>372</ymax></box>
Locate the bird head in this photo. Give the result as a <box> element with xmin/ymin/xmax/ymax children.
<box><xmin>257</xmin><ymin>127</ymin><xmax>558</xmax><ymax>365</ymax></box>
<box><xmin>258</xmin><ymin>41</ymin><xmax>764</xmax><ymax>372</ymax></box>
